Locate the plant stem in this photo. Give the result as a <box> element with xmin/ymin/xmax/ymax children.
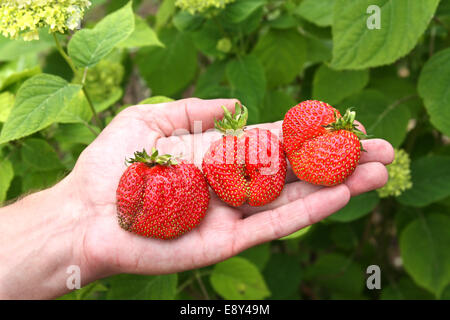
<box><xmin>52</xmin><ymin>33</ymin><xmax>103</xmax><ymax>129</ymax></box>
<box><xmin>194</xmin><ymin>270</ymin><xmax>210</xmax><ymax>300</ymax></box>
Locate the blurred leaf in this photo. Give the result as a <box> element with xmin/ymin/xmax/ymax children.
<box><xmin>118</xmin><ymin>15</ymin><xmax>163</xmax><ymax>49</ymax></box>
<box><xmin>107</xmin><ymin>274</ymin><xmax>178</xmax><ymax>300</ymax></box>
<box><xmin>173</xmin><ymin>11</ymin><xmax>205</xmax><ymax>32</ymax></box>
<box><xmin>304</xmin><ymin>253</ymin><xmax>365</xmax><ymax>295</ymax></box>
<box><xmin>22</xmin><ymin>170</ymin><xmax>63</xmax><ymax>193</ymax></box>
<box><xmin>136</xmin><ymin>28</ymin><xmax>197</xmax><ymax>96</ymax></box>
<box><xmin>190</xmin><ymin>20</ymin><xmax>224</xmax><ymax>58</ymax></box>
<box><xmin>380</xmin><ymin>277</ymin><xmax>434</xmax><ymax>300</ymax></box>
<box><xmin>0</xmin><ymin>74</ymin><xmax>82</xmax><ymax>144</ymax></box>
<box><xmin>68</xmin><ymin>2</ymin><xmax>135</xmax><ymax>68</ymax></box>
<box><xmin>226</xmin><ymin>55</ymin><xmax>265</xmax><ymax>123</ymax></box>
<box><xmin>418</xmin><ymin>48</ymin><xmax>450</xmax><ymax>136</ymax></box>
<box><xmin>305</xmin><ymin>36</ymin><xmax>332</xmax><ymax>65</ymax></box>
<box><xmin>0</xmin><ymin>92</ymin><xmax>14</xmax><ymax>122</ymax></box>
<box><xmin>339</xmin><ymin>89</ymin><xmax>410</xmax><ymax>148</ymax></box>
<box><xmin>398</xmin><ymin>156</ymin><xmax>450</xmax><ymax>207</ymax></box>
<box><xmin>0</xmin><ymin>55</ymin><xmax>41</xmax><ymax>90</ymax></box>
<box><xmin>0</xmin><ymin>156</ymin><xmax>14</xmax><ymax>203</ymax></box>
<box><xmin>327</xmin><ymin>191</ymin><xmax>379</xmax><ymax>222</ymax></box>
<box><xmin>400</xmin><ymin>213</ymin><xmax>450</xmax><ymax>297</ymax></box>
<box><xmin>194</xmin><ymin>60</ymin><xmax>231</xmax><ymax>99</ymax></box>
<box><xmin>260</xmin><ymin>90</ymin><xmax>296</xmax><ymax>123</ymax></box>
<box><xmin>239</xmin><ymin>242</ymin><xmax>271</xmax><ymax>270</ymax></box>
<box><xmin>295</xmin><ymin>0</ymin><xmax>335</xmax><ymax>27</ymax></box>
<box><xmin>210</xmin><ymin>257</ymin><xmax>270</xmax><ymax>299</ymax></box>
<box><xmin>263</xmin><ymin>253</ymin><xmax>302</xmax><ymax>299</ymax></box>
<box><xmin>279</xmin><ymin>226</ymin><xmax>311</xmax><ymax>241</ymax></box>
<box><xmin>139</xmin><ymin>96</ymin><xmax>174</xmax><ymax>104</ymax></box>
<box><xmin>330</xmin><ymin>224</ymin><xmax>359</xmax><ymax>250</ymax></box>
<box><xmin>21</xmin><ymin>138</ymin><xmax>63</xmax><ymax>172</ymax></box>
<box><xmin>313</xmin><ymin>64</ymin><xmax>369</xmax><ymax>105</ymax></box>
<box><xmin>54</xmin><ymin>124</ymin><xmax>99</xmax><ymax>146</ymax></box>
<box><xmin>58</xmin><ymin>281</ymin><xmax>108</xmax><ymax>300</ymax></box>
<box><xmin>220</xmin><ymin>0</ymin><xmax>267</xmax><ymax>23</ymax></box>
<box><xmin>155</xmin><ymin>0</ymin><xmax>176</xmax><ymax>31</ymax></box>
<box><xmin>253</xmin><ymin>28</ymin><xmax>307</xmax><ymax>88</ymax></box>
<box><xmin>369</xmin><ymin>67</ymin><xmax>422</xmax><ymax>117</ymax></box>
<box><xmin>0</xmin><ymin>32</ymin><xmax>53</xmax><ymax>62</ymax></box>
<box><xmin>331</xmin><ymin>0</ymin><xmax>440</xmax><ymax>69</ymax></box>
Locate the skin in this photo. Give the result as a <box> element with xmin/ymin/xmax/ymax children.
<box><xmin>0</xmin><ymin>98</ymin><xmax>394</xmax><ymax>299</ymax></box>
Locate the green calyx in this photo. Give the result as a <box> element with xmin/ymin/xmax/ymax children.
<box><xmin>324</xmin><ymin>108</ymin><xmax>369</xmax><ymax>151</ymax></box>
<box><xmin>214</xmin><ymin>103</ymin><xmax>248</xmax><ymax>136</ymax></box>
<box><xmin>324</xmin><ymin>108</ymin><xmax>368</xmax><ymax>140</ymax></box>
<box><xmin>126</xmin><ymin>148</ymin><xmax>178</xmax><ymax>167</ymax></box>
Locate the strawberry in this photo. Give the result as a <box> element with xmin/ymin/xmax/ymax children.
<box><xmin>116</xmin><ymin>148</ymin><xmax>210</xmax><ymax>239</ymax></box>
<box><xmin>282</xmin><ymin>100</ymin><xmax>365</xmax><ymax>186</ymax></box>
<box><xmin>202</xmin><ymin>104</ymin><xmax>287</xmax><ymax>207</ymax></box>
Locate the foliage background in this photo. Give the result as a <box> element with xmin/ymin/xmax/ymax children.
<box><xmin>1</xmin><ymin>0</ymin><xmax>450</xmax><ymax>300</ymax></box>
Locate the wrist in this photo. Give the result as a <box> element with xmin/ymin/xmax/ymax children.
<box><xmin>0</xmin><ymin>173</ymin><xmax>96</xmax><ymax>299</ymax></box>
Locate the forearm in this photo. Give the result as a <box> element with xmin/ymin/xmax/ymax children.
<box><xmin>0</xmin><ymin>175</ymin><xmax>92</xmax><ymax>299</ymax></box>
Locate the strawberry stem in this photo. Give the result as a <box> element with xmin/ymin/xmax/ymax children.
<box><xmin>214</xmin><ymin>103</ymin><xmax>248</xmax><ymax>136</ymax></box>
<box><xmin>126</xmin><ymin>148</ymin><xmax>178</xmax><ymax>166</ymax></box>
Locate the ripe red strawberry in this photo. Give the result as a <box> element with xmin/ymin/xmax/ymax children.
<box><xmin>202</xmin><ymin>104</ymin><xmax>287</xmax><ymax>207</ymax></box>
<box><xmin>282</xmin><ymin>100</ymin><xmax>365</xmax><ymax>186</ymax></box>
<box><xmin>116</xmin><ymin>148</ymin><xmax>210</xmax><ymax>239</ymax></box>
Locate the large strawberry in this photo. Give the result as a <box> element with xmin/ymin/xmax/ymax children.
<box><xmin>116</xmin><ymin>148</ymin><xmax>210</xmax><ymax>239</ymax></box>
<box><xmin>282</xmin><ymin>100</ymin><xmax>365</xmax><ymax>186</ymax></box>
<box><xmin>202</xmin><ymin>104</ymin><xmax>287</xmax><ymax>207</ymax></box>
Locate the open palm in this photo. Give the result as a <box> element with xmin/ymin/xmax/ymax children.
<box><xmin>68</xmin><ymin>98</ymin><xmax>394</xmax><ymax>279</ymax></box>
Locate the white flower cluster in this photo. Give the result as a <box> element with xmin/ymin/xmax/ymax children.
<box><xmin>0</xmin><ymin>0</ymin><xmax>91</xmax><ymax>41</ymax></box>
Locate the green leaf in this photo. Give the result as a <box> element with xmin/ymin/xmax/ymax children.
<box><xmin>190</xmin><ymin>20</ymin><xmax>224</xmax><ymax>58</ymax></box>
<box><xmin>398</xmin><ymin>156</ymin><xmax>450</xmax><ymax>207</ymax></box>
<box><xmin>279</xmin><ymin>226</ymin><xmax>311</xmax><ymax>241</ymax></box>
<box><xmin>173</xmin><ymin>11</ymin><xmax>205</xmax><ymax>32</ymax></box>
<box><xmin>68</xmin><ymin>2</ymin><xmax>135</xmax><ymax>68</ymax></box>
<box><xmin>58</xmin><ymin>281</ymin><xmax>108</xmax><ymax>300</ymax></box>
<box><xmin>305</xmin><ymin>36</ymin><xmax>333</xmax><ymax>65</ymax></box>
<box><xmin>0</xmin><ymin>32</ymin><xmax>54</xmax><ymax>62</ymax></box>
<box><xmin>136</xmin><ymin>28</ymin><xmax>197</xmax><ymax>96</ymax></box>
<box><xmin>295</xmin><ymin>0</ymin><xmax>335</xmax><ymax>27</ymax></box>
<box><xmin>339</xmin><ymin>89</ymin><xmax>410</xmax><ymax>148</ymax></box>
<box><xmin>57</xmin><ymin>91</ymin><xmax>93</xmax><ymax>124</ymax></box>
<box><xmin>238</xmin><ymin>242</ymin><xmax>271</xmax><ymax>270</ymax></box>
<box><xmin>260</xmin><ymin>90</ymin><xmax>296</xmax><ymax>123</ymax></box>
<box><xmin>21</xmin><ymin>138</ymin><xmax>63</xmax><ymax>172</ymax></box>
<box><xmin>117</xmin><ymin>15</ymin><xmax>163</xmax><ymax>49</ymax></box>
<box><xmin>400</xmin><ymin>213</ymin><xmax>450</xmax><ymax>297</ymax></box>
<box><xmin>226</xmin><ymin>55</ymin><xmax>266</xmax><ymax>123</ymax></box>
<box><xmin>253</xmin><ymin>28</ymin><xmax>307</xmax><ymax>88</ymax></box>
<box><xmin>418</xmin><ymin>48</ymin><xmax>450</xmax><ymax>136</ymax></box>
<box><xmin>22</xmin><ymin>170</ymin><xmax>63</xmax><ymax>193</ymax></box>
<box><xmin>155</xmin><ymin>0</ymin><xmax>176</xmax><ymax>31</ymax></box>
<box><xmin>107</xmin><ymin>274</ymin><xmax>178</xmax><ymax>300</ymax></box>
<box><xmin>327</xmin><ymin>191</ymin><xmax>379</xmax><ymax>222</ymax></box>
<box><xmin>54</xmin><ymin>124</ymin><xmax>99</xmax><ymax>146</ymax></box>
<box><xmin>0</xmin><ymin>74</ymin><xmax>82</xmax><ymax>144</ymax></box>
<box><xmin>0</xmin><ymin>156</ymin><xmax>14</xmax><ymax>203</ymax></box>
<box><xmin>313</xmin><ymin>64</ymin><xmax>369</xmax><ymax>105</ymax></box>
<box><xmin>210</xmin><ymin>257</ymin><xmax>270</xmax><ymax>299</ymax></box>
<box><xmin>194</xmin><ymin>60</ymin><xmax>229</xmax><ymax>99</ymax></box>
<box><xmin>331</xmin><ymin>0</ymin><xmax>440</xmax><ymax>69</ymax></box>
<box><xmin>220</xmin><ymin>0</ymin><xmax>267</xmax><ymax>23</ymax></box>
<box><xmin>380</xmin><ymin>277</ymin><xmax>434</xmax><ymax>300</ymax></box>
<box><xmin>0</xmin><ymin>92</ymin><xmax>15</xmax><ymax>122</ymax></box>
<box><xmin>139</xmin><ymin>96</ymin><xmax>174</xmax><ymax>104</ymax></box>
<box><xmin>0</xmin><ymin>55</ymin><xmax>41</xmax><ymax>90</ymax></box>
<box><xmin>304</xmin><ymin>253</ymin><xmax>365</xmax><ymax>295</ymax></box>
<box><xmin>263</xmin><ymin>253</ymin><xmax>302</xmax><ymax>299</ymax></box>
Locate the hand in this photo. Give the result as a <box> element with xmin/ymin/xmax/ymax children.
<box><xmin>66</xmin><ymin>98</ymin><xmax>394</xmax><ymax>281</ymax></box>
